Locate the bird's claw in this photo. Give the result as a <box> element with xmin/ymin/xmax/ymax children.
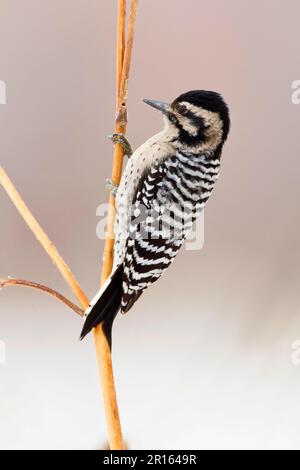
<box><xmin>108</xmin><ymin>133</ymin><xmax>133</xmax><ymax>157</ymax></box>
<box><xmin>106</xmin><ymin>178</ymin><xmax>119</xmax><ymax>197</ymax></box>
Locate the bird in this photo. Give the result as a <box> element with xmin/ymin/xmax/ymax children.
<box><xmin>80</xmin><ymin>90</ymin><xmax>230</xmax><ymax>344</ymax></box>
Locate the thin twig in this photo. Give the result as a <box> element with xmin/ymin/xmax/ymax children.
<box><xmin>116</xmin><ymin>0</ymin><xmax>126</xmax><ymax>106</ymax></box>
<box><xmin>0</xmin><ymin>278</ymin><xmax>84</xmax><ymax>317</ymax></box>
<box><xmin>0</xmin><ymin>166</ymin><xmax>89</xmax><ymax>310</ymax></box>
<box><xmin>93</xmin><ymin>0</ymin><xmax>139</xmax><ymax>450</ymax></box>
<box><xmin>119</xmin><ymin>0</ymin><xmax>138</xmax><ymax>110</ymax></box>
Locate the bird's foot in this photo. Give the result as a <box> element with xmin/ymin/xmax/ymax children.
<box><xmin>106</xmin><ymin>178</ymin><xmax>119</xmax><ymax>197</ymax></box>
<box><xmin>108</xmin><ymin>133</ymin><xmax>133</xmax><ymax>157</ymax></box>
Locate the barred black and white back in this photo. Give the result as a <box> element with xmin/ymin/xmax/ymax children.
<box><xmin>120</xmin><ymin>150</ymin><xmax>220</xmax><ymax>312</ymax></box>
<box><xmin>80</xmin><ymin>90</ymin><xmax>230</xmax><ymax>343</ymax></box>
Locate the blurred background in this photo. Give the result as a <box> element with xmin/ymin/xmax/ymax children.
<box><xmin>1</xmin><ymin>0</ymin><xmax>300</xmax><ymax>450</ymax></box>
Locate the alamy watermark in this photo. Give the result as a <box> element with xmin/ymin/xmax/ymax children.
<box><xmin>0</xmin><ymin>80</ymin><xmax>6</xmax><ymax>104</ymax></box>
<box><xmin>291</xmin><ymin>80</ymin><xmax>300</xmax><ymax>105</ymax></box>
<box><xmin>291</xmin><ymin>340</ymin><xmax>300</xmax><ymax>366</ymax></box>
<box><xmin>0</xmin><ymin>340</ymin><xmax>6</xmax><ymax>365</ymax></box>
<box><xmin>96</xmin><ymin>201</ymin><xmax>205</xmax><ymax>251</ymax></box>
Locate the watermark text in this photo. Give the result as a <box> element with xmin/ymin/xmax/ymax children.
<box><xmin>0</xmin><ymin>80</ymin><xmax>6</xmax><ymax>104</ymax></box>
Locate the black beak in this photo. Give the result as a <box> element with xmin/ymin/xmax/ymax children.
<box><xmin>143</xmin><ymin>98</ymin><xmax>171</xmax><ymax>116</ymax></box>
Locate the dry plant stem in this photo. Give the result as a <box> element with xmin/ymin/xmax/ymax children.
<box><xmin>116</xmin><ymin>0</ymin><xmax>126</xmax><ymax>105</ymax></box>
<box><xmin>101</xmin><ymin>0</ymin><xmax>138</xmax><ymax>284</ymax></box>
<box><xmin>0</xmin><ymin>166</ymin><xmax>89</xmax><ymax>310</ymax></box>
<box><xmin>0</xmin><ymin>278</ymin><xmax>84</xmax><ymax>317</ymax></box>
<box><xmin>92</xmin><ymin>0</ymin><xmax>126</xmax><ymax>451</ymax></box>
<box><xmin>119</xmin><ymin>0</ymin><xmax>138</xmax><ymax>108</ymax></box>
<box><xmin>93</xmin><ymin>0</ymin><xmax>139</xmax><ymax>451</ymax></box>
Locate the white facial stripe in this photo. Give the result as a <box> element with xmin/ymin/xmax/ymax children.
<box><xmin>177</xmin><ymin>101</ymin><xmax>224</xmax><ymax>151</ymax></box>
<box><xmin>179</xmin><ymin>101</ymin><xmax>219</xmax><ymax>123</ymax></box>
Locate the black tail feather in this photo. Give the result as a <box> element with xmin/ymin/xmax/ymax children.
<box><xmin>80</xmin><ymin>265</ymin><xmax>123</xmax><ymax>347</ymax></box>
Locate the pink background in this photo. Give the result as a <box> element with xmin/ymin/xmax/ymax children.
<box><xmin>1</xmin><ymin>0</ymin><xmax>300</xmax><ymax>449</ymax></box>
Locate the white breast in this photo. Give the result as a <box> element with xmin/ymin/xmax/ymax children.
<box><xmin>113</xmin><ymin>129</ymin><xmax>176</xmax><ymax>269</ymax></box>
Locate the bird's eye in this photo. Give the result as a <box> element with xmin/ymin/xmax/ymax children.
<box><xmin>168</xmin><ymin>113</ymin><xmax>177</xmax><ymax>123</ymax></box>
<box><xmin>177</xmin><ymin>104</ymin><xmax>188</xmax><ymax>115</ymax></box>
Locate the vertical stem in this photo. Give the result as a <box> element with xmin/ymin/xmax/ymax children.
<box><xmin>116</xmin><ymin>0</ymin><xmax>126</xmax><ymax>106</ymax></box>
<box><xmin>92</xmin><ymin>0</ymin><xmax>128</xmax><ymax>450</ymax></box>
<box><xmin>100</xmin><ymin>0</ymin><xmax>138</xmax><ymax>285</ymax></box>
<box><xmin>93</xmin><ymin>0</ymin><xmax>138</xmax><ymax>450</ymax></box>
<box><xmin>93</xmin><ymin>324</ymin><xmax>124</xmax><ymax>450</ymax></box>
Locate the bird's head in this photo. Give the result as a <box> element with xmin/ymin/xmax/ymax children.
<box><xmin>143</xmin><ymin>90</ymin><xmax>230</xmax><ymax>153</ymax></box>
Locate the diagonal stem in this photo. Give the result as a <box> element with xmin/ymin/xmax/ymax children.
<box><xmin>0</xmin><ymin>166</ymin><xmax>89</xmax><ymax>310</ymax></box>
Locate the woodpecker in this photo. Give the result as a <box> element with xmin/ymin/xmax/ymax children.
<box><xmin>81</xmin><ymin>90</ymin><xmax>230</xmax><ymax>343</ymax></box>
